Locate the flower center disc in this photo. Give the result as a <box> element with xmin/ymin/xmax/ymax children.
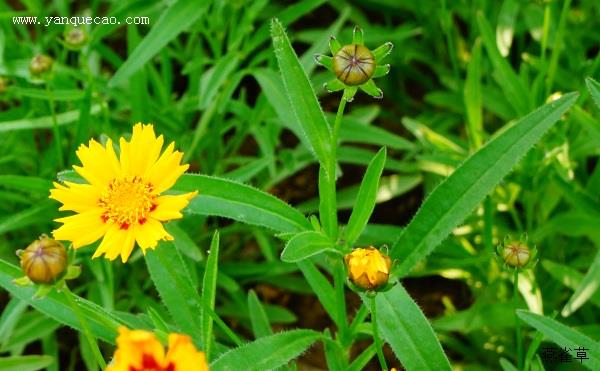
<box><xmin>99</xmin><ymin>176</ymin><xmax>156</xmax><ymax>229</ymax></box>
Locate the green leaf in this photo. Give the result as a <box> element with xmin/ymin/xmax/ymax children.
<box><xmin>271</xmin><ymin>18</ymin><xmax>332</xmax><ymax>168</ymax></box>
<box><xmin>586</xmin><ymin>77</ymin><xmax>600</xmax><ymax>111</ymax></box>
<box><xmin>391</xmin><ymin>93</ymin><xmax>578</xmax><ymax>276</ymax></box>
<box><xmin>0</xmin><ymin>105</ymin><xmax>102</xmax><ymax>133</ymax></box>
<box><xmin>0</xmin><ymin>260</ymin><xmax>122</xmax><ymax>344</ymax></box>
<box><xmin>0</xmin><ymin>355</ymin><xmax>54</xmax><ymax>371</ymax></box>
<box><xmin>109</xmin><ymin>0</ymin><xmax>209</xmax><ymax>86</ymax></box>
<box><xmin>199</xmin><ymin>53</ymin><xmax>240</xmax><ymax>110</ymax></box>
<box><xmin>542</xmin><ymin>260</ymin><xmax>600</xmax><ymax>308</ymax></box>
<box><xmin>0</xmin><ymin>175</ymin><xmax>52</xmax><ymax>195</ymax></box>
<box><xmin>175</xmin><ymin>174</ymin><xmax>310</xmax><ymax>233</ymax></box>
<box><xmin>464</xmin><ymin>39</ymin><xmax>483</xmax><ymax>149</ymax></box>
<box><xmin>201</xmin><ymin>231</ymin><xmax>220</xmax><ymax>360</ymax></box>
<box><xmin>345</xmin><ymin>147</ymin><xmax>386</xmax><ymax>246</ymax></box>
<box><xmin>561</xmin><ymin>250</ymin><xmax>600</xmax><ymax>317</ymax></box>
<box><xmin>281</xmin><ymin>231</ymin><xmax>335</xmax><ymax>262</ymax></box>
<box><xmin>0</xmin><ymin>200</ymin><xmax>56</xmax><ymax>235</ymax></box>
<box><xmin>247</xmin><ymin>290</ymin><xmax>272</xmax><ymax>339</ymax></box>
<box><xmin>517</xmin><ymin>310</ymin><xmax>600</xmax><ymax>370</ymax></box>
<box><xmin>477</xmin><ymin>12</ymin><xmax>530</xmax><ymax>116</ymax></box>
<box><xmin>369</xmin><ymin>284</ymin><xmax>451</xmax><ymax>370</ymax></box>
<box><xmin>297</xmin><ymin>261</ymin><xmax>338</xmax><ymax>326</ymax></box>
<box><xmin>210</xmin><ymin>329</ymin><xmax>321</xmax><ymax>371</ymax></box>
<box><xmin>145</xmin><ymin>241</ymin><xmax>203</xmax><ymax>346</ymax></box>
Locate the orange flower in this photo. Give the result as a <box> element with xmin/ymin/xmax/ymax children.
<box><xmin>344</xmin><ymin>247</ymin><xmax>392</xmax><ymax>290</ymax></box>
<box><xmin>106</xmin><ymin>327</ymin><xmax>208</xmax><ymax>371</ymax></box>
<box><xmin>49</xmin><ymin>124</ymin><xmax>197</xmax><ymax>262</ymax></box>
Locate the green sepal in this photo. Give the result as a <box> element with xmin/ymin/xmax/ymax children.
<box><xmin>373</xmin><ymin>64</ymin><xmax>391</xmax><ymax>78</ymax></box>
<box><xmin>373</xmin><ymin>42</ymin><xmax>393</xmax><ymax>61</ymax></box>
<box><xmin>352</xmin><ymin>25</ymin><xmax>364</xmax><ymax>45</ymax></box>
<box><xmin>12</xmin><ymin>276</ymin><xmax>32</xmax><ymax>286</ymax></box>
<box><xmin>329</xmin><ymin>36</ymin><xmax>341</xmax><ymax>55</ymax></box>
<box><xmin>342</xmin><ymin>86</ymin><xmax>358</xmax><ymax>102</ymax></box>
<box><xmin>314</xmin><ymin>54</ymin><xmax>333</xmax><ymax>71</ymax></box>
<box><xmin>346</xmin><ymin>278</ymin><xmax>396</xmax><ymax>295</ymax></box>
<box><xmin>359</xmin><ymin>79</ymin><xmax>383</xmax><ymax>99</ymax></box>
<box><xmin>324</xmin><ymin>78</ymin><xmax>345</xmax><ymax>92</ymax></box>
<box><xmin>64</xmin><ymin>265</ymin><xmax>82</xmax><ymax>280</ymax></box>
<box><xmin>33</xmin><ymin>284</ymin><xmax>54</xmax><ymax>299</ymax></box>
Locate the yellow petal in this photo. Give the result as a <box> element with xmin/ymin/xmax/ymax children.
<box><xmin>166</xmin><ymin>333</ymin><xmax>209</xmax><ymax>371</ymax></box>
<box><xmin>74</xmin><ymin>139</ymin><xmax>120</xmax><ymax>187</ymax></box>
<box><xmin>145</xmin><ymin>142</ymin><xmax>188</xmax><ymax>193</ymax></box>
<box><xmin>120</xmin><ymin>124</ymin><xmax>164</xmax><ymax>177</ymax></box>
<box><xmin>52</xmin><ymin>209</ymin><xmax>105</xmax><ymax>248</ymax></box>
<box><xmin>134</xmin><ymin>218</ymin><xmax>173</xmax><ymax>252</ymax></box>
<box><xmin>49</xmin><ymin>181</ymin><xmax>101</xmax><ymax>213</ymax></box>
<box><xmin>151</xmin><ymin>192</ymin><xmax>197</xmax><ymax>221</ymax></box>
<box><xmin>93</xmin><ymin>225</ymin><xmax>135</xmax><ymax>262</ymax></box>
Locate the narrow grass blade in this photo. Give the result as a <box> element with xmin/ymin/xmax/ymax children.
<box><xmin>202</xmin><ymin>231</ymin><xmax>220</xmax><ymax>360</ymax></box>
<box><xmin>145</xmin><ymin>241</ymin><xmax>203</xmax><ymax>345</ymax></box>
<box><xmin>517</xmin><ymin>310</ymin><xmax>600</xmax><ymax>369</ymax></box>
<box><xmin>109</xmin><ymin>0</ymin><xmax>208</xmax><ymax>86</ymax></box>
<box><xmin>271</xmin><ymin>18</ymin><xmax>332</xmax><ymax>168</ymax></box>
<box><xmin>281</xmin><ymin>230</ymin><xmax>335</xmax><ymax>262</ymax></box>
<box><xmin>297</xmin><ymin>261</ymin><xmax>338</xmax><ymax>326</ymax></box>
<box><xmin>247</xmin><ymin>290</ymin><xmax>272</xmax><ymax>339</ymax></box>
<box><xmin>210</xmin><ymin>329</ymin><xmax>321</xmax><ymax>371</ymax></box>
<box><xmin>345</xmin><ymin>147</ymin><xmax>386</xmax><ymax>246</ymax></box>
<box><xmin>391</xmin><ymin>93</ymin><xmax>578</xmax><ymax>277</ymax></box>
<box><xmin>464</xmin><ymin>39</ymin><xmax>483</xmax><ymax>149</ymax></box>
<box><xmin>477</xmin><ymin>12</ymin><xmax>530</xmax><ymax>116</ymax></box>
<box><xmin>175</xmin><ymin>174</ymin><xmax>310</xmax><ymax>233</ymax></box>
<box><xmin>0</xmin><ymin>355</ymin><xmax>53</xmax><ymax>371</ymax></box>
<box><xmin>561</xmin><ymin>251</ymin><xmax>600</xmax><ymax>317</ymax></box>
<box><xmin>367</xmin><ymin>284</ymin><xmax>451</xmax><ymax>370</ymax></box>
<box><xmin>0</xmin><ymin>105</ymin><xmax>101</xmax><ymax>132</ymax></box>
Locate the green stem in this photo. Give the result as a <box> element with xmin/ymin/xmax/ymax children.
<box><xmin>371</xmin><ymin>296</ymin><xmax>388</xmax><ymax>371</ymax></box>
<box><xmin>333</xmin><ymin>260</ymin><xmax>349</xmax><ymax>348</ymax></box>
<box><xmin>46</xmin><ymin>83</ymin><xmax>64</xmax><ymax>169</ymax></box>
<box><xmin>322</xmin><ymin>96</ymin><xmax>347</xmax><ymax>240</ymax></box>
<box><xmin>513</xmin><ymin>269</ymin><xmax>522</xmax><ymax>371</ymax></box>
<box><xmin>63</xmin><ymin>284</ymin><xmax>106</xmax><ymax>369</ymax></box>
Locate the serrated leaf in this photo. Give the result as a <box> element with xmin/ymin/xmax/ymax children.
<box><xmin>271</xmin><ymin>18</ymin><xmax>332</xmax><ymax>168</ymax></box>
<box><xmin>391</xmin><ymin>93</ymin><xmax>578</xmax><ymax>277</ymax></box>
<box><xmin>210</xmin><ymin>329</ymin><xmax>320</xmax><ymax>371</ymax></box>
<box><xmin>174</xmin><ymin>174</ymin><xmax>310</xmax><ymax>233</ymax></box>
<box><xmin>367</xmin><ymin>284</ymin><xmax>451</xmax><ymax>370</ymax></box>
<box><xmin>145</xmin><ymin>241</ymin><xmax>203</xmax><ymax>346</ymax></box>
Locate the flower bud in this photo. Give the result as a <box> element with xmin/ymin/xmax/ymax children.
<box><xmin>63</xmin><ymin>28</ymin><xmax>87</xmax><ymax>50</ymax></box>
<box><xmin>29</xmin><ymin>54</ymin><xmax>53</xmax><ymax>77</ymax></box>
<box><xmin>500</xmin><ymin>241</ymin><xmax>530</xmax><ymax>267</ymax></box>
<box><xmin>18</xmin><ymin>235</ymin><xmax>67</xmax><ymax>284</ymax></box>
<box><xmin>344</xmin><ymin>246</ymin><xmax>391</xmax><ymax>290</ymax></box>
<box><xmin>333</xmin><ymin>44</ymin><xmax>375</xmax><ymax>86</ymax></box>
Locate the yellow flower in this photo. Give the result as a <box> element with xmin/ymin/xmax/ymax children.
<box><xmin>50</xmin><ymin>124</ymin><xmax>197</xmax><ymax>262</ymax></box>
<box><xmin>344</xmin><ymin>247</ymin><xmax>392</xmax><ymax>290</ymax></box>
<box><xmin>106</xmin><ymin>326</ymin><xmax>208</xmax><ymax>371</ymax></box>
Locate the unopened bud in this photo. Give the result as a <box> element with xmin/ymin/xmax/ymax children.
<box><xmin>64</xmin><ymin>28</ymin><xmax>87</xmax><ymax>50</ymax></box>
<box><xmin>29</xmin><ymin>54</ymin><xmax>54</xmax><ymax>77</ymax></box>
<box><xmin>333</xmin><ymin>44</ymin><xmax>375</xmax><ymax>86</ymax></box>
<box><xmin>18</xmin><ymin>235</ymin><xmax>67</xmax><ymax>284</ymax></box>
<box><xmin>344</xmin><ymin>246</ymin><xmax>391</xmax><ymax>290</ymax></box>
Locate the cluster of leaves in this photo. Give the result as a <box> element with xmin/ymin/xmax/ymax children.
<box><xmin>0</xmin><ymin>1</ymin><xmax>599</xmax><ymax>370</ymax></box>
